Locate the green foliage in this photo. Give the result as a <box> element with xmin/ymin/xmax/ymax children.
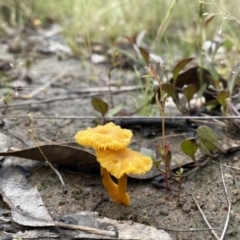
<box><xmin>1</xmin><ymin>0</ymin><xmax>237</xmax><ymax>56</ymax></box>
<box><xmin>180</xmin><ymin>138</ymin><xmax>198</xmax><ymax>159</ymax></box>
<box><xmin>182</xmin><ymin>84</ymin><xmax>197</xmax><ymax>103</ymax></box>
<box><xmin>181</xmin><ymin>126</ymin><xmax>220</xmax><ymax>161</ymax></box>
<box><xmin>216</xmin><ymin>90</ymin><xmax>229</xmax><ymax>108</ymax></box>
<box><xmin>173</xmin><ymin>58</ymin><xmax>194</xmax><ymax>83</ymax></box>
<box><xmin>197</xmin><ymin>126</ymin><xmax>220</xmax><ymax>154</ymax></box>
<box><xmin>91</xmin><ymin>97</ymin><xmax>108</xmax><ymax>117</ymax></box>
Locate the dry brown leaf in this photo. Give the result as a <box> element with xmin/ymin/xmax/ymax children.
<box><xmin>0</xmin><ymin>143</ymin><xmax>98</xmax><ymax>169</ymax></box>
<box><xmin>0</xmin><ymin>166</ymin><xmax>54</xmax><ymax>227</ymax></box>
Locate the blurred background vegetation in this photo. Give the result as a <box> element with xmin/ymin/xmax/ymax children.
<box><xmin>0</xmin><ymin>0</ymin><xmax>239</xmax><ymax>57</ymax></box>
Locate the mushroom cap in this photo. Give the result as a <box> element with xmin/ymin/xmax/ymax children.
<box><xmin>96</xmin><ymin>147</ymin><xmax>153</xmax><ymax>179</ymax></box>
<box><xmin>75</xmin><ymin>122</ymin><xmax>133</xmax><ymax>151</ymax></box>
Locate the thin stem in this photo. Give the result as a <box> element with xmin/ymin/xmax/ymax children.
<box><xmin>117</xmin><ymin>174</ymin><xmax>130</xmax><ymax>206</ymax></box>
<box><xmin>27</xmin><ymin>113</ymin><xmax>66</xmax><ymax>192</ymax></box>
<box><xmin>161</xmin><ymin>102</ymin><xmax>166</xmax><ymax>147</ymax></box>
<box><xmin>100</xmin><ymin>167</ymin><xmax>118</xmax><ymax>202</ymax></box>
<box><xmin>163</xmin><ymin>160</ymin><xmax>169</xmax><ymax>190</ymax></box>
<box><xmin>152</xmin><ymin>0</ymin><xmax>178</xmax><ymax>49</ymax></box>
<box><xmin>219</xmin><ymin>159</ymin><xmax>231</xmax><ymax>240</ymax></box>
<box><xmin>118</xmin><ymin>173</ymin><xmax>128</xmax><ymax>193</ymax></box>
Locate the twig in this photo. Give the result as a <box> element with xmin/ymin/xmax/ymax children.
<box><xmin>213</xmin><ymin>161</ymin><xmax>240</xmax><ymax>171</ymax></box>
<box><xmin>10</xmin><ymin>201</ymin><xmax>118</xmax><ymax>238</ymax></box>
<box><xmin>20</xmin><ymin>70</ymin><xmax>67</xmax><ymax>99</ymax></box>
<box><xmin>192</xmin><ymin>194</ymin><xmax>219</xmax><ymax>240</ymax></box>
<box><xmin>55</xmin><ymin>221</ymin><xmax>117</xmax><ymax>238</ymax></box>
<box><xmin>0</xmin><ymin>87</ymin><xmax>142</xmax><ymax>109</ymax></box>
<box><xmin>27</xmin><ymin>113</ymin><xmax>67</xmax><ymax>192</ymax></box>
<box><xmin>157</xmin><ymin>226</ymin><xmax>220</xmax><ymax>232</ymax></box>
<box><xmin>68</xmin><ymin>85</ymin><xmax>144</xmax><ymax>94</ymax></box>
<box><xmin>3</xmin><ymin>119</ymin><xmax>29</xmax><ymax>148</ymax></box>
<box><xmin>219</xmin><ymin>159</ymin><xmax>231</xmax><ymax>240</ymax></box>
<box><xmin>2</xmin><ymin>115</ymin><xmax>240</xmax><ymax>120</ymax></box>
<box><xmin>190</xmin><ymin>118</ymin><xmax>225</xmax><ymax>127</ymax></box>
<box><xmin>91</xmin><ymin>197</ymin><xmax>108</xmax><ymax>211</ymax></box>
<box><xmin>0</xmin><ymin>96</ymin><xmax>87</xmax><ymax>109</ymax></box>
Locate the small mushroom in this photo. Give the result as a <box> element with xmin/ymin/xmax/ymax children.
<box><xmin>75</xmin><ymin>122</ymin><xmax>132</xmax><ymax>151</ymax></box>
<box><xmin>74</xmin><ymin>122</ymin><xmax>152</xmax><ymax>206</ymax></box>
<box><xmin>96</xmin><ymin>147</ymin><xmax>152</xmax><ymax>206</ymax></box>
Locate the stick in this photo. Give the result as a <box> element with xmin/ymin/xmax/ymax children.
<box><xmin>213</xmin><ymin>161</ymin><xmax>240</xmax><ymax>171</ymax></box>
<box><xmin>2</xmin><ymin>115</ymin><xmax>240</xmax><ymax>120</ymax></box>
<box><xmin>157</xmin><ymin>226</ymin><xmax>220</xmax><ymax>232</ymax></box>
<box><xmin>55</xmin><ymin>221</ymin><xmax>118</xmax><ymax>238</ymax></box>
<box><xmin>219</xmin><ymin>159</ymin><xmax>231</xmax><ymax>240</ymax></box>
<box><xmin>27</xmin><ymin>113</ymin><xmax>67</xmax><ymax>192</ymax></box>
<box><xmin>20</xmin><ymin>70</ymin><xmax>67</xmax><ymax>99</ymax></box>
<box><xmin>192</xmin><ymin>195</ymin><xmax>219</xmax><ymax>240</ymax></box>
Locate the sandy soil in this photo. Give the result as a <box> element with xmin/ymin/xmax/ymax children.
<box><xmin>0</xmin><ymin>26</ymin><xmax>240</xmax><ymax>240</ymax></box>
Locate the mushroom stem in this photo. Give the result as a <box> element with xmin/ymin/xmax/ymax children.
<box><xmin>117</xmin><ymin>173</ymin><xmax>130</xmax><ymax>206</ymax></box>
<box><xmin>101</xmin><ymin>167</ymin><xmax>118</xmax><ymax>202</ymax></box>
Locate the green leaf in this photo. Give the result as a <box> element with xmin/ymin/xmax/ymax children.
<box><xmin>180</xmin><ymin>138</ymin><xmax>198</xmax><ymax>158</ymax></box>
<box><xmin>107</xmin><ymin>104</ymin><xmax>124</xmax><ymax>117</ymax></box>
<box><xmin>161</xmin><ymin>83</ymin><xmax>176</xmax><ymax>99</ymax></box>
<box><xmin>197</xmin><ymin>126</ymin><xmax>219</xmax><ymax>152</ymax></box>
<box><xmin>173</xmin><ymin>58</ymin><xmax>194</xmax><ymax>83</ymax></box>
<box><xmin>216</xmin><ymin>90</ymin><xmax>229</xmax><ymax>107</ymax></box>
<box><xmin>91</xmin><ymin>98</ymin><xmax>108</xmax><ymax>116</ymax></box>
<box><xmin>182</xmin><ymin>84</ymin><xmax>197</xmax><ymax>102</ymax></box>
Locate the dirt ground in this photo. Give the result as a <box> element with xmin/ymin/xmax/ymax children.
<box><xmin>1</xmin><ymin>25</ymin><xmax>240</xmax><ymax>240</ymax></box>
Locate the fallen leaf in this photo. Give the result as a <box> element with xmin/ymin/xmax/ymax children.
<box><xmin>57</xmin><ymin>212</ymin><xmax>171</xmax><ymax>240</ymax></box>
<box><xmin>0</xmin><ymin>166</ymin><xmax>54</xmax><ymax>227</ymax></box>
<box><xmin>0</xmin><ymin>143</ymin><xmax>99</xmax><ymax>169</ymax></box>
<box><xmin>0</xmin><ymin>133</ymin><xmax>11</xmax><ymax>158</ymax></box>
<box><xmin>0</xmin><ymin>166</ymin><xmax>118</xmax><ymax>238</ymax></box>
<box><xmin>7</xmin><ymin>211</ymin><xmax>171</xmax><ymax>240</ymax></box>
<box><xmin>0</xmin><ymin>143</ymin><xmax>158</xmax><ymax>180</ymax></box>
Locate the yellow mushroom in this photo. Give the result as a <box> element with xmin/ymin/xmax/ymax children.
<box><xmin>101</xmin><ymin>167</ymin><xmax>118</xmax><ymax>202</ymax></box>
<box><xmin>96</xmin><ymin>147</ymin><xmax>153</xmax><ymax>206</ymax></box>
<box><xmin>74</xmin><ymin>122</ymin><xmax>133</xmax><ymax>151</ymax></box>
<box><xmin>74</xmin><ymin>122</ymin><xmax>134</xmax><ymax>205</ymax></box>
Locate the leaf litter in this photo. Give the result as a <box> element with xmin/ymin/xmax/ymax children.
<box><xmin>0</xmin><ymin>165</ymin><xmax>173</xmax><ymax>239</ymax></box>
<box><xmin>1</xmin><ymin>24</ymin><xmax>240</xmax><ymax>240</ymax></box>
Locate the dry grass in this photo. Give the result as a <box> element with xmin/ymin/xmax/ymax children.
<box><xmin>0</xmin><ymin>0</ymin><xmax>239</xmax><ymax>55</ymax></box>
